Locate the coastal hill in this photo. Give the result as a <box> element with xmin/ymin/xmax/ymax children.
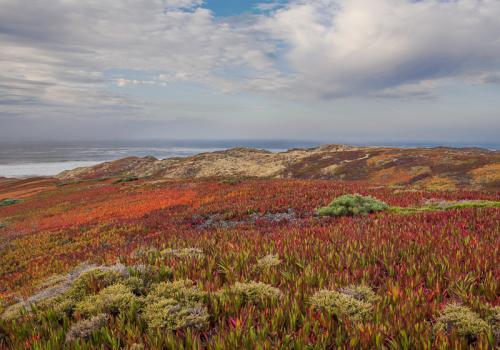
<box><xmin>57</xmin><ymin>145</ymin><xmax>500</xmax><ymax>191</ymax></box>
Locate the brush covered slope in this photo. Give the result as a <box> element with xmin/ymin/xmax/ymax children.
<box><xmin>57</xmin><ymin>145</ymin><xmax>500</xmax><ymax>191</ymax></box>
<box><xmin>0</xmin><ymin>175</ymin><xmax>499</xmax><ymax>349</ymax></box>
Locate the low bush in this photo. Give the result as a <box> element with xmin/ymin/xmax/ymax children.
<box><xmin>225</xmin><ymin>281</ymin><xmax>282</xmax><ymax>305</ymax></box>
<box><xmin>433</xmin><ymin>303</ymin><xmax>491</xmax><ymax>343</ymax></box>
<box><xmin>317</xmin><ymin>194</ymin><xmax>388</xmax><ymax>217</ymax></box>
<box><xmin>0</xmin><ymin>198</ymin><xmax>21</xmax><ymax>207</ymax></box>
<box><xmin>75</xmin><ymin>284</ymin><xmax>138</xmax><ymax>316</ymax></box>
<box><xmin>142</xmin><ymin>298</ymin><xmax>209</xmax><ymax>331</ymax></box>
<box><xmin>145</xmin><ymin>280</ymin><xmax>206</xmax><ymax>304</ymax></box>
<box><xmin>310</xmin><ymin>289</ymin><xmax>374</xmax><ymax>321</ymax></box>
<box><xmin>161</xmin><ymin>247</ymin><xmax>205</xmax><ymax>259</ymax></box>
<box><xmin>338</xmin><ymin>284</ymin><xmax>380</xmax><ymax>304</ymax></box>
<box><xmin>65</xmin><ymin>313</ymin><xmax>109</xmax><ymax>344</ymax></box>
<box><xmin>113</xmin><ymin>176</ymin><xmax>139</xmax><ymax>184</ymax></box>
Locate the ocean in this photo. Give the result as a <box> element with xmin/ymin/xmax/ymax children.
<box><xmin>0</xmin><ymin>140</ymin><xmax>498</xmax><ymax>178</ymax></box>
<box><xmin>0</xmin><ymin>140</ymin><xmax>317</xmax><ymax>178</ymax></box>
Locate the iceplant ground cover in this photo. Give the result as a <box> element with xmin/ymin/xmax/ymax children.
<box><xmin>0</xmin><ymin>178</ymin><xmax>499</xmax><ymax>349</ymax></box>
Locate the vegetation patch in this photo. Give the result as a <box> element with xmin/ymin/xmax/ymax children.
<box><xmin>142</xmin><ymin>298</ymin><xmax>209</xmax><ymax>331</ymax></box>
<box><xmin>434</xmin><ymin>303</ymin><xmax>491</xmax><ymax>343</ymax></box>
<box><xmin>224</xmin><ymin>281</ymin><xmax>282</xmax><ymax>305</ymax></box>
<box><xmin>0</xmin><ymin>198</ymin><xmax>21</xmax><ymax>207</ymax></box>
<box><xmin>161</xmin><ymin>247</ymin><xmax>205</xmax><ymax>259</ymax></box>
<box><xmin>310</xmin><ymin>285</ymin><xmax>379</xmax><ymax>322</ymax></box>
<box><xmin>113</xmin><ymin>176</ymin><xmax>139</xmax><ymax>184</ymax></box>
<box><xmin>317</xmin><ymin>194</ymin><xmax>389</xmax><ymax>217</ymax></box>
<box><xmin>65</xmin><ymin>313</ymin><xmax>109</xmax><ymax>344</ymax></box>
<box><xmin>142</xmin><ymin>279</ymin><xmax>209</xmax><ymax>331</ymax></box>
<box><xmin>145</xmin><ymin>280</ymin><xmax>206</xmax><ymax>304</ymax></box>
<box><xmin>75</xmin><ymin>283</ymin><xmax>138</xmax><ymax>316</ymax></box>
<box><xmin>256</xmin><ymin>254</ymin><xmax>282</xmax><ymax>269</ymax></box>
<box><xmin>391</xmin><ymin>200</ymin><xmax>500</xmax><ymax>215</ymax></box>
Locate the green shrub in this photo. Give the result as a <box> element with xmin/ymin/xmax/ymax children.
<box><xmin>310</xmin><ymin>289</ymin><xmax>374</xmax><ymax>321</ymax></box>
<box><xmin>317</xmin><ymin>194</ymin><xmax>388</xmax><ymax>217</ymax></box>
<box><xmin>145</xmin><ymin>280</ymin><xmax>206</xmax><ymax>304</ymax></box>
<box><xmin>486</xmin><ymin>305</ymin><xmax>500</xmax><ymax>340</ymax></box>
<box><xmin>67</xmin><ymin>267</ymin><xmax>126</xmax><ymax>302</ymax></box>
<box><xmin>0</xmin><ymin>198</ymin><xmax>21</xmax><ymax>207</ymax></box>
<box><xmin>113</xmin><ymin>176</ymin><xmax>139</xmax><ymax>184</ymax></box>
<box><xmin>142</xmin><ymin>279</ymin><xmax>209</xmax><ymax>331</ymax></box>
<box><xmin>434</xmin><ymin>303</ymin><xmax>491</xmax><ymax>342</ymax></box>
<box><xmin>75</xmin><ymin>284</ymin><xmax>137</xmax><ymax>316</ymax></box>
<box><xmin>142</xmin><ymin>298</ymin><xmax>209</xmax><ymax>331</ymax></box>
<box><xmin>338</xmin><ymin>284</ymin><xmax>380</xmax><ymax>304</ymax></box>
<box><xmin>123</xmin><ymin>276</ymin><xmax>148</xmax><ymax>296</ymax></box>
<box><xmin>225</xmin><ymin>281</ymin><xmax>282</xmax><ymax>305</ymax></box>
<box><xmin>65</xmin><ymin>313</ymin><xmax>109</xmax><ymax>343</ymax></box>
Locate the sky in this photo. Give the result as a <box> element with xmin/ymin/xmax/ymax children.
<box><xmin>0</xmin><ymin>0</ymin><xmax>499</xmax><ymax>145</ymax></box>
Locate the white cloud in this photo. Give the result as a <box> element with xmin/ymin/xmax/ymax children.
<box><xmin>0</xmin><ymin>0</ymin><xmax>500</xmax><ymax>137</ymax></box>
<box><xmin>262</xmin><ymin>0</ymin><xmax>500</xmax><ymax>98</ymax></box>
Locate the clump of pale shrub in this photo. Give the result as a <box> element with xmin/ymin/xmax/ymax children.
<box><xmin>310</xmin><ymin>285</ymin><xmax>379</xmax><ymax>321</ymax></box>
<box><xmin>75</xmin><ymin>284</ymin><xmax>137</xmax><ymax>316</ymax></box>
<box><xmin>161</xmin><ymin>247</ymin><xmax>205</xmax><ymax>259</ymax></box>
<box><xmin>433</xmin><ymin>303</ymin><xmax>491</xmax><ymax>342</ymax></box>
<box><xmin>145</xmin><ymin>280</ymin><xmax>206</xmax><ymax>304</ymax></box>
<box><xmin>142</xmin><ymin>279</ymin><xmax>209</xmax><ymax>331</ymax></box>
<box><xmin>142</xmin><ymin>298</ymin><xmax>209</xmax><ymax>331</ymax></box>
<box><xmin>338</xmin><ymin>284</ymin><xmax>381</xmax><ymax>304</ymax></box>
<box><xmin>310</xmin><ymin>290</ymin><xmax>373</xmax><ymax>321</ymax></box>
<box><xmin>65</xmin><ymin>313</ymin><xmax>109</xmax><ymax>344</ymax></box>
<box><xmin>225</xmin><ymin>281</ymin><xmax>282</xmax><ymax>305</ymax></box>
<box><xmin>256</xmin><ymin>254</ymin><xmax>281</xmax><ymax>269</ymax></box>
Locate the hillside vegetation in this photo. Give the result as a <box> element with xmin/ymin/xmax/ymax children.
<box><xmin>0</xmin><ymin>175</ymin><xmax>499</xmax><ymax>348</ymax></box>
<box><xmin>57</xmin><ymin>145</ymin><xmax>500</xmax><ymax>191</ymax></box>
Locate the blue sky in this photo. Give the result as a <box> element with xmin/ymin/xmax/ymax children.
<box><xmin>0</xmin><ymin>0</ymin><xmax>499</xmax><ymax>144</ymax></box>
<box><xmin>204</xmin><ymin>0</ymin><xmax>262</xmax><ymax>16</ymax></box>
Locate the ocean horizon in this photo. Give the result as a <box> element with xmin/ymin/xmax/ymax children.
<box><xmin>1</xmin><ymin>140</ymin><xmax>498</xmax><ymax>178</ymax></box>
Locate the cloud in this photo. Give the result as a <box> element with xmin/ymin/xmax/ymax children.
<box><xmin>262</xmin><ymin>0</ymin><xmax>500</xmax><ymax>98</ymax></box>
<box><xmin>0</xmin><ymin>0</ymin><xmax>499</xmax><ymax>143</ymax></box>
<box><xmin>0</xmin><ymin>0</ymin><xmax>278</xmax><ymax>122</ymax></box>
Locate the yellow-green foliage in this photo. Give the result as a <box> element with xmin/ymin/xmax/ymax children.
<box><xmin>1</xmin><ymin>302</ymin><xmax>28</xmax><ymax>321</ymax></box>
<box><xmin>145</xmin><ymin>280</ymin><xmax>206</xmax><ymax>304</ymax></box>
<box><xmin>161</xmin><ymin>247</ymin><xmax>205</xmax><ymax>259</ymax></box>
<box><xmin>123</xmin><ymin>276</ymin><xmax>148</xmax><ymax>296</ymax></box>
<box><xmin>142</xmin><ymin>298</ymin><xmax>209</xmax><ymax>331</ymax></box>
<box><xmin>133</xmin><ymin>246</ymin><xmax>160</xmax><ymax>259</ymax></box>
<box><xmin>142</xmin><ymin>279</ymin><xmax>209</xmax><ymax>331</ymax></box>
<box><xmin>434</xmin><ymin>304</ymin><xmax>491</xmax><ymax>341</ymax></box>
<box><xmin>65</xmin><ymin>313</ymin><xmax>109</xmax><ymax>343</ymax></box>
<box><xmin>256</xmin><ymin>254</ymin><xmax>281</xmax><ymax>269</ymax></box>
<box><xmin>486</xmin><ymin>305</ymin><xmax>500</xmax><ymax>339</ymax></box>
<box><xmin>310</xmin><ymin>289</ymin><xmax>374</xmax><ymax>321</ymax></box>
<box><xmin>338</xmin><ymin>284</ymin><xmax>380</xmax><ymax>304</ymax></box>
<box><xmin>226</xmin><ymin>281</ymin><xmax>282</xmax><ymax>305</ymax></box>
<box><xmin>75</xmin><ymin>284</ymin><xmax>137</xmax><ymax>316</ymax></box>
<box><xmin>67</xmin><ymin>268</ymin><xmax>125</xmax><ymax>302</ymax></box>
